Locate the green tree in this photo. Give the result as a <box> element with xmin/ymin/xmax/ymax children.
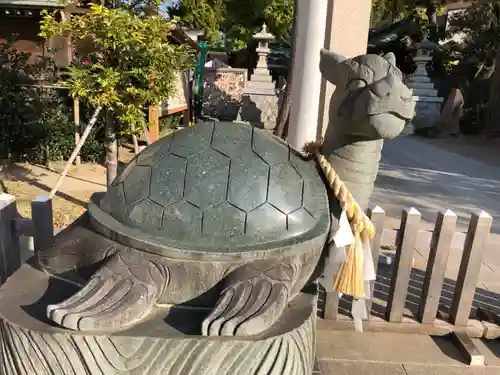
<box><xmin>40</xmin><ymin>3</ymin><xmax>194</xmax><ymax>189</ymax></box>
<box><xmin>170</xmin><ymin>0</ymin><xmax>294</xmax><ymax>50</ymax></box>
<box><xmin>370</xmin><ymin>0</ymin><xmax>445</xmax><ymax>28</ymax></box>
<box><xmin>168</xmin><ymin>0</ymin><xmax>225</xmax><ymax>45</ymax></box>
<box><xmin>447</xmin><ymin>1</ymin><xmax>500</xmax><ymax>135</ymax></box>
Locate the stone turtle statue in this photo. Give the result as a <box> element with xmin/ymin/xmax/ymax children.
<box><xmin>38</xmin><ymin>50</ymin><xmax>415</xmax><ymax>338</ymax></box>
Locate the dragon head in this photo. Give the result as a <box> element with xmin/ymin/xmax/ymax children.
<box><xmin>319</xmin><ymin>49</ymin><xmax>415</xmax><ymax>143</ymax></box>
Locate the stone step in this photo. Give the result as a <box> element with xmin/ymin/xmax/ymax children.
<box><xmin>408</xmin><ymin>82</ymin><xmax>435</xmax><ymax>90</ymax></box>
<box><xmin>411</xmin><ymin>88</ymin><xmax>438</xmax><ymax>97</ymax></box>
<box><xmin>318</xmin><ymin>361</ymin><xmax>499</xmax><ymax>375</ymax></box>
<box><xmin>316</xmin><ymin>330</ymin><xmax>500</xmax><ymax>375</ymax></box>
<box><xmin>316</xmin><ymin>329</ymin><xmax>491</xmax><ymax>367</ymax></box>
<box><xmin>408</xmin><ymin>76</ymin><xmax>431</xmax><ymax>83</ymax></box>
<box><xmin>245</xmin><ymin>80</ymin><xmax>276</xmax><ymax>92</ymax></box>
<box><xmin>413</xmin><ymin>95</ymin><xmax>444</xmax><ymax>103</ymax></box>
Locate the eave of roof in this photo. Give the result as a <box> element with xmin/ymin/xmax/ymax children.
<box><xmin>0</xmin><ymin>0</ymin><xmax>58</xmax><ymax>7</ymax></box>
<box><xmin>170</xmin><ymin>23</ymin><xmax>200</xmax><ymax>51</ymax></box>
<box><xmin>444</xmin><ymin>0</ymin><xmax>476</xmax><ymax>12</ymax></box>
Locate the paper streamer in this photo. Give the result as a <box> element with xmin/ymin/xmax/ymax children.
<box><xmin>332</xmin><ymin>210</ymin><xmax>355</xmax><ymax>248</ymax></box>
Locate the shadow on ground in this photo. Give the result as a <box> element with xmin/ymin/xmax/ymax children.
<box><xmin>318</xmin><ymin>264</ymin><xmax>500</xmax><ymax>323</ymax></box>
<box><xmin>374</xmin><ymin>135</ymin><xmax>500</xmax><ymax>234</ymax></box>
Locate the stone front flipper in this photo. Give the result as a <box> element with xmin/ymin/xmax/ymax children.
<box><xmin>202</xmin><ymin>260</ymin><xmax>300</xmax><ymax>336</ymax></box>
<box><xmin>0</xmin><ymin>260</ymin><xmax>316</xmax><ymax>375</ymax></box>
<box><xmin>47</xmin><ymin>250</ymin><xmax>169</xmax><ymax>332</ymax></box>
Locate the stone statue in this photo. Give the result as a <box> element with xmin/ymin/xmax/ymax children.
<box><xmin>0</xmin><ymin>50</ymin><xmax>414</xmax><ymax>375</ymax></box>
<box><xmin>319</xmin><ymin>49</ymin><xmax>415</xmax><ymax>213</ymax></box>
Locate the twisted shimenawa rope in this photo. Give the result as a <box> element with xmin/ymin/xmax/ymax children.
<box><xmin>303</xmin><ymin>139</ymin><xmax>375</xmax><ymax>240</ymax></box>
<box><xmin>303</xmin><ymin>139</ymin><xmax>376</xmax><ymax>297</ymax></box>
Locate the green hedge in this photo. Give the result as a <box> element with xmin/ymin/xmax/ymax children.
<box><xmin>0</xmin><ymin>41</ymin><xmax>104</xmax><ymax>165</ymax></box>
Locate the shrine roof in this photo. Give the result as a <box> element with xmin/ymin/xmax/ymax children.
<box><xmin>0</xmin><ymin>0</ymin><xmax>59</xmax><ymax>7</ymax></box>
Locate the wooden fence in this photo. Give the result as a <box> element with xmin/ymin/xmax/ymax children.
<box><xmin>1</xmin><ymin>193</ymin><xmax>500</xmax><ymax>344</ymax></box>
<box><xmin>0</xmin><ymin>193</ymin><xmax>54</xmax><ymax>283</ymax></box>
<box><xmin>318</xmin><ymin>205</ymin><xmax>500</xmax><ymax>343</ymax></box>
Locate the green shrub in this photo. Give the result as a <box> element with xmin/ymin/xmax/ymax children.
<box><xmin>0</xmin><ymin>39</ymin><xmax>104</xmax><ymax>164</ymax></box>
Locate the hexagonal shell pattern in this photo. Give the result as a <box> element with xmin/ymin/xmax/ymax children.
<box><xmin>184</xmin><ymin>149</ymin><xmax>230</xmax><ymax>210</ymax></box>
<box><xmin>149</xmin><ymin>155</ymin><xmax>187</xmax><ymax>207</ymax></box>
<box><xmin>95</xmin><ymin>121</ymin><xmax>329</xmax><ymax>252</ymax></box>
<box><xmin>228</xmin><ymin>157</ymin><xmax>269</xmax><ymax>212</ymax></box>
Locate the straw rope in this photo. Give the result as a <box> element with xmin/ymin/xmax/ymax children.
<box><xmin>303</xmin><ymin>139</ymin><xmax>375</xmax><ymax>297</ymax></box>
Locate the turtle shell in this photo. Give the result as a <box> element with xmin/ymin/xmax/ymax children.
<box><xmin>89</xmin><ymin>121</ymin><xmax>329</xmax><ymax>257</ymax></box>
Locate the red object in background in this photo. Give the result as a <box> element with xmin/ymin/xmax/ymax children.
<box><xmin>83</xmin><ymin>59</ymin><xmax>89</xmax><ymax>65</ymax></box>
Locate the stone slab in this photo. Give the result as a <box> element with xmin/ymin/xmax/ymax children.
<box><xmin>408</xmin><ymin>82</ymin><xmax>435</xmax><ymax>90</ymax></box>
<box><xmin>315</xmin><ymin>331</ymin><xmax>467</xmax><ymax>366</ymax></box>
<box><xmin>413</xmin><ymin>96</ymin><xmax>444</xmax><ymax>103</ymax></box>
<box><xmin>412</xmin><ymin>88</ymin><xmax>439</xmax><ymax>97</ymax></box>
<box><xmin>403</xmin><ymin>364</ymin><xmax>500</xmax><ymax>375</ymax></box>
<box><xmin>320</xmin><ymin>361</ymin><xmax>406</xmax><ymax>375</ymax></box>
<box><xmin>409</xmin><ymin>76</ymin><xmax>431</xmax><ymax>83</ymax></box>
<box><xmin>472</xmin><ymin>339</ymin><xmax>500</xmax><ymax>367</ymax></box>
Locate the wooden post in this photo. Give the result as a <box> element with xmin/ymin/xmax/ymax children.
<box><xmin>324</xmin><ymin>291</ymin><xmax>340</xmax><ymax>320</ymax></box>
<box><xmin>74</xmin><ymin>99</ymin><xmax>81</xmax><ymax>165</ymax></box>
<box><xmin>31</xmin><ymin>196</ymin><xmax>54</xmax><ymax>253</ymax></box>
<box><xmin>366</xmin><ymin>206</ymin><xmax>386</xmax><ymax>319</ymax></box>
<box><xmin>450</xmin><ymin>211</ymin><xmax>492</xmax><ymax>327</ymax></box>
<box><xmin>0</xmin><ymin>193</ymin><xmax>20</xmax><ymax>284</ymax></box>
<box><xmin>148</xmin><ymin>105</ymin><xmax>160</xmax><ymax>143</ymax></box>
<box><xmin>418</xmin><ymin>209</ymin><xmax>457</xmax><ymax>324</ymax></box>
<box><xmin>131</xmin><ymin>123</ymin><xmax>140</xmax><ymax>154</ymax></box>
<box><xmin>386</xmin><ymin>208</ymin><xmax>421</xmax><ymax>323</ymax></box>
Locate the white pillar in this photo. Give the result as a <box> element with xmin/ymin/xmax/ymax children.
<box><xmin>318</xmin><ymin>0</ymin><xmax>373</xmax><ymax>137</ymax></box>
<box><xmin>286</xmin><ymin>0</ymin><xmax>328</xmax><ymax>150</ymax></box>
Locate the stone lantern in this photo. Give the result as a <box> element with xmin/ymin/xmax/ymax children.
<box><xmin>237</xmin><ymin>23</ymin><xmax>279</xmax><ymax>130</ymax></box>
<box><xmin>252</xmin><ymin>23</ymin><xmax>275</xmax><ymax>79</ymax></box>
<box><xmin>406</xmin><ymin>33</ymin><xmax>444</xmax><ymax>133</ymax></box>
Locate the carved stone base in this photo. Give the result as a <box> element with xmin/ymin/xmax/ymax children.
<box><xmin>237</xmin><ymin>92</ymin><xmax>278</xmax><ymax>130</ymax></box>
<box><xmin>0</xmin><ymin>259</ymin><xmax>317</xmax><ymax>375</ymax></box>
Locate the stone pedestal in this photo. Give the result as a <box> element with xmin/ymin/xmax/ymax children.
<box><xmin>237</xmin><ymin>24</ymin><xmax>278</xmax><ymax>130</ymax></box>
<box><xmin>0</xmin><ymin>258</ymin><xmax>317</xmax><ymax>375</ymax></box>
<box><xmin>406</xmin><ymin>37</ymin><xmax>444</xmax><ymax>133</ymax></box>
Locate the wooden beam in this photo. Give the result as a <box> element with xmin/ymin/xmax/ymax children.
<box><xmin>317</xmin><ymin>314</ymin><xmax>485</xmax><ymax>338</ymax></box>
<box><xmin>73</xmin><ymin>99</ymin><xmax>81</xmax><ymax>165</ymax></box>
<box><xmin>148</xmin><ymin>105</ymin><xmax>160</xmax><ymax>143</ymax></box>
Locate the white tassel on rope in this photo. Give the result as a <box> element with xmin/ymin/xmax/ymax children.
<box><xmin>362</xmin><ymin>234</ymin><xmax>376</xmax><ymax>297</ymax></box>
<box><xmin>319</xmin><ymin>210</ymin><xmax>355</xmax><ymax>296</ymax></box>
<box><xmin>351</xmin><ymin>234</ymin><xmax>377</xmax><ymax>332</ymax></box>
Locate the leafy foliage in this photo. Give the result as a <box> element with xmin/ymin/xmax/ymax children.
<box><xmin>169</xmin><ymin>0</ymin><xmax>294</xmax><ymax>50</ymax></box>
<box><xmin>39</xmin><ymin>4</ymin><xmax>194</xmax><ymax>134</ymax></box>
<box><xmin>168</xmin><ymin>0</ymin><xmax>225</xmax><ymax>46</ymax></box>
<box><xmin>438</xmin><ymin>2</ymin><xmax>500</xmax><ymax>134</ymax></box>
<box><xmin>370</xmin><ymin>0</ymin><xmax>446</xmax><ymax>28</ymax></box>
<box><xmin>448</xmin><ymin>2</ymin><xmax>500</xmax><ymax>61</ymax></box>
<box><xmin>0</xmin><ymin>39</ymin><xmax>103</xmax><ymax>163</ymax></box>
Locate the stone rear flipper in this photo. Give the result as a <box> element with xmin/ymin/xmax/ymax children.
<box><xmin>0</xmin><ymin>259</ymin><xmax>317</xmax><ymax>375</ymax></box>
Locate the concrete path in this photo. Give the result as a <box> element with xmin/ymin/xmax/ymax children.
<box><xmin>373</xmin><ymin>134</ymin><xmax>500</xmax><ymax>234</ymax></box>
<box><xmin>316</xmin><ymin>329</ymin><xmax>500</xmax><ymax>375</ymax></box>
<box><xmin>372</xmin><ymin>134</ymin><xmax>500</xmax><ymax>304</ymax></box>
